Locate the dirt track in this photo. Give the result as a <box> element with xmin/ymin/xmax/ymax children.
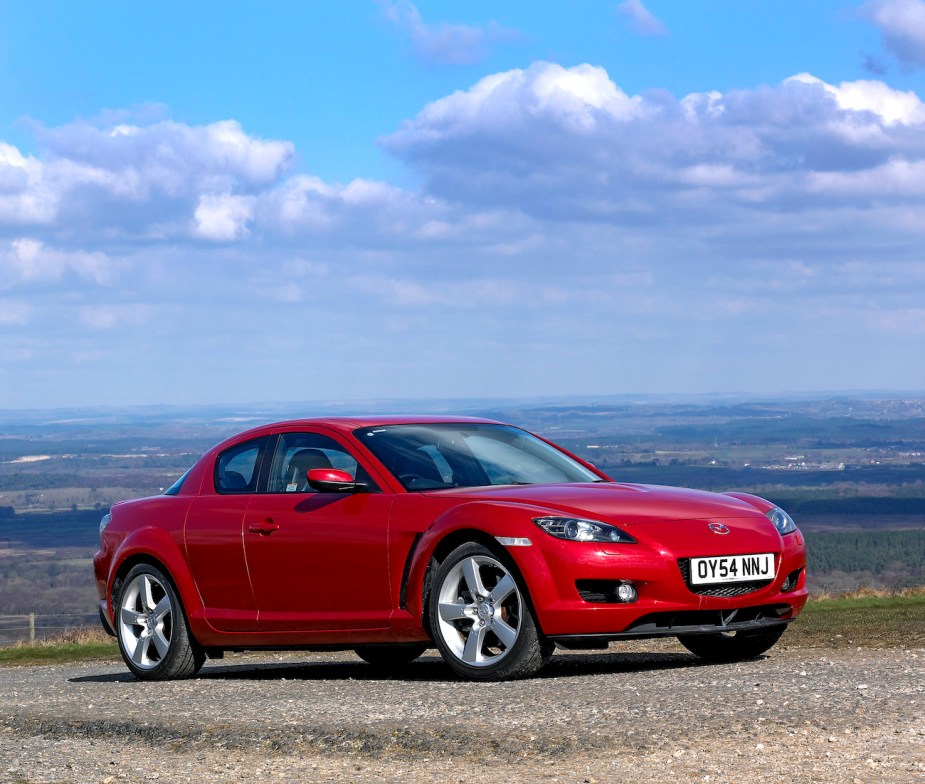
<box><xmin>1</xmin><ymin>641</ymin><xmax>923</xmax><ymax>783</ymax></box>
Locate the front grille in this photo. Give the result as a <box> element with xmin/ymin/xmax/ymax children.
<box><xmin>678</xmin><ymin>559</ymin><xmax>773</xmax><ymax>597</ymax></box>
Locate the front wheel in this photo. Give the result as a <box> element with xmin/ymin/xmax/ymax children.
<box><xmin>115</xmin><ymin>564</ymin><xmax>205</xmax><ymax>680</ymax></box>
<box><xmin>428</xmin><ymin>542</ymin><xmax>552</xmax><ymax>680</ymax></box>
<box><xmin>677</xmin><ymin>624</ymin><xmax>787</xmax><ymax>663</ymax></box>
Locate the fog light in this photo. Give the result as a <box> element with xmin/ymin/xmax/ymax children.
<box><xmin>782</xmin><ymin>568</ymin><xmax>803</xmax><ymax>592</ymax></box>
<box><xmin>616</xmin><ymin>583</ymin><xmax>638</xmax><ymax>603</ymax></box>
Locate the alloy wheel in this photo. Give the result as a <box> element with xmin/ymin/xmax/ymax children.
<box><xmin>435</xmin><ymin>553</ymin><xmax>523</xmax><ymax>668</ymax></box>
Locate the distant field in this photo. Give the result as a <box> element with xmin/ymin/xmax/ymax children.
<box><xmin>0</xmin><ymin>509</ymin><xmax>102</xmax><ymax>549</ymax></box>
<box><xmin>591</xmin><ymin>463</ymin><xmax>925</xmax><ymax>489</ymax></box>
<box><xmin>1</xmin><ymin>396</ymin><xmax>922</xmax><ymax>641</ymax></box>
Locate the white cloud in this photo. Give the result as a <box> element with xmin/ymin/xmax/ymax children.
<box><xmin>386</xmin><ymin>62</ymin><xmax>640</xmax><ymax>149</ymax></box>
<box><xmin>862</xmin><ymin>0</ymin><xmax>925</xmax><ymax>69</ymax></box>
<box><xmin>376</xmin><ymin>0</ymin><xmax>517</xmax><ymax>65</ymax></box>
<box><xmin>0</xmin><ymin>143</ymin><xmax>55</xmax><ymax>224</ymax></box>
<box><xmin>3</xmin><ymin>65</ymin><xmax>925</xmax><ymax>261</ymax></box>
<box><xmin>37</xmin><ymin>118</ymin><xmax>293</xmax><ymax>190</ymax></box>
<box><xmin>1</xmin><ymin>66</ymin><xmax>925</xmax><ymax>404</ymax></box>
<box><xmin>0</xmin><ymin>238</ymin><xmax>116</xmax><ymax>287</ymax></box>
<box><xmin>383</xmin><ymin>63</ymin><xmax>925</xmax><ymax>221</ymax></box>
<box><xmin>618</xmin><ymin>0</ymin><xmax>669</xmax><ymax>36</ymax></box>
<box><xmin>0</xmin><ymin>118</ymin><xmax>293</xmax><ymax>242</ymax></box>
<box><xmin>787</xmin><ymin>72</ymin><xmax>925</xmax><ymax>124</ymax></box>
<box><xmin>192</xmin><ymin>194</ymin><xmax>254</xmax><ymax>241</ymax></box>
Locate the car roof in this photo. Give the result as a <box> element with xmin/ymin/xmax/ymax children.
<box><xmin>215</xmin><ymin>415</ymin><xmax>507</xmax><ymax>446</ymax></box>
<box><xmin>283</xmin><ymin>415</ymin><xmax>501</xmax><ymax>428</ymax></box>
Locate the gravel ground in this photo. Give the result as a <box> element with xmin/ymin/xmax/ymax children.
<box><xmin>1</xmin><ymin>640</ymin><xmax>923</xmax><ymax>783</ymax></box>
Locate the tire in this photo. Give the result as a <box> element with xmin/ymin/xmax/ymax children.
<box><xmin>677</xmin><ymin>623</ymin><xmax>787</xmax><ymax>663</ymax></box>
<box><xmin>115</xmin><ymin>563</ymin><xmax>205</xmax><ymax>681</ymax></box>
<box><xmin>428</xmin><ymin>542</ymin><xmax>552</xmax><ymax>681</ymax></box>
<box><xmin>354</xmin><ymin>643</ymin><xmax>429</xmax><ymax>669</ymax></box>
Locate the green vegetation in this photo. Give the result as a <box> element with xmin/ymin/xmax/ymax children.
<box><xmin>0</xmin><ymin>628</ymin><xmax>118</xmax><ymax>666</ymax></box>
<box><xmin>806</xmin><ymin>530</ymin><xmax>925</xmax><ymax>574</ymax></box>
<box><xmin>784</xmin><ymin>589</ymin><xmax>925</xmax><ymax>649</ymax></box>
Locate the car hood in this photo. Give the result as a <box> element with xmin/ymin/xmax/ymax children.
<box><xmin>428</xmin><ymin>482</ymin><xmax>766</xmax><ymax>524</ymax></box>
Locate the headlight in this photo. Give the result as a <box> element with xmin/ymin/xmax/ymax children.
<box><xmin>766</xmin><ymin>506</ymin><xmax>797</xmax><ymax>535</ymax></box>
<box><xmin>533</xmin><ymin>516</ymin><xmax>636</xmax><ymax>543</ymax></box>
<box><xmin>99</xmin><ymin>513</ymin><xmax>111</xmax><ymax>536</ymax></box>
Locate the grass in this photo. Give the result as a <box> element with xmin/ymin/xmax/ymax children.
<box><xmin>0</xmin><ymin>627</ymin><xmax>118</xmax><ymax>666</ymax></box>
<box><xmin>783</xmin><ymin>586</ymin><xmax>925</xmax><ymax>649</ymax></box>
<box><xmin>2</xmin><ymin>589</ymin><xmax>924</xmax><ymax>666</ymax></box>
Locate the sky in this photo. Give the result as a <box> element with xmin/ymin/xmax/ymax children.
<box><xmin>1</xmin><ymin>0</ymin><xmax>924</xmax><ymax>409</ymax></box>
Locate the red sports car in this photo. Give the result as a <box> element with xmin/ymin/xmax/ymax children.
<box><xmin>94</xmin><ymin>417</ymin><xmax>807</xmax><ymax>681</ymax></box>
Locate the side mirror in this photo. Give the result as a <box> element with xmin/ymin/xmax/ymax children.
<box><xmin>306</xmin><ymin>467</ymin><xmax>365</xmax><ymax>493</ymax></box>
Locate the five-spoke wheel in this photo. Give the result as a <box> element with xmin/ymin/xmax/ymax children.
<box><xmin>429</xmin><ymin>543</ymin><xmax>552</xmax><ymax>680</ymax></box>
<box><xmin>115</xmin><ymin>564</ymin><xmax>204</xmax><ymax>680</ymax></box>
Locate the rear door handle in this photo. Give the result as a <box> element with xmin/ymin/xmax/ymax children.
<box><xmin>248</xmin><ymin>518</ymin><xmax>279</xmax><ymax>535</ymax></box>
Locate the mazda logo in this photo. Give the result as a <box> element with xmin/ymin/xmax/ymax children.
<box><xmin>708</xmin><ymin>522</ymin><xmax>730</xmax><ymax>535</ymax></box>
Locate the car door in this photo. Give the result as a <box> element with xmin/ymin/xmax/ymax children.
<box><xmin>184</xmin><ymin>435</ymin><xmax>269</xmax><ymax>631</ymax></box>
<box><xmin>242</xmin><ymin>429</ymin><xmax>393</xmax><ymax>632</ymax></box>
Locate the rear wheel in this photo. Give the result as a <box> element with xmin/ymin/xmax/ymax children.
<box><xmin>354</xmin><ymin>643</ymin><xmax>429</xmax><ymax>669</ymax></box>
<box><xmin>677</xmin><ymin>624</ymin><xmax>787</xmax><ymax>662</ymax></box>
<box><xmin>428</xmin><ymin>542</ymin><xmax>552</xmax><ymax>680</ymax></box>
<box><xmin>115</xmin><ymin>564</ymin><xmax>205</xmax><ymax>680</ymax></box>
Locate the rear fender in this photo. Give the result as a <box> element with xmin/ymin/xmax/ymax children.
<box><xmin>105</xmin><ymin>526</ymin><xmax>204</xmax><ymax>633</ymax></box>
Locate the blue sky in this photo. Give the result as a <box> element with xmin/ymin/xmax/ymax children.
<box><xmin>1</xmin><ymin>0</ymin><xmax>924</xmax><ymax>408</ymax></box>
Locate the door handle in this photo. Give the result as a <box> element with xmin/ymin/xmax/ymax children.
<box><xmin>248</xmin><ymin>518</ymin><xmax>279</xmax><ymax>535</ymax></box>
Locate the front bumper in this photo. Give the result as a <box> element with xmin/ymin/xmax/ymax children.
<box><xmin>550</xmin><ymin>603</ymin><xmax>794</xmax><ymax>647</ymax></box>
<box><xmin>506</xmin><ymin>526</ymin><xmax>808</xmax><ymax>637</ymax></box>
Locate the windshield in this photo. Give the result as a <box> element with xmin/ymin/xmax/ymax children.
<box><xmin>355</xmin><ymin>423</ymin><xmax>602</xmax><ymax>491</ymax></box>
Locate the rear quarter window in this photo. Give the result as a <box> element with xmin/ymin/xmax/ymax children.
<box><xmin>215</xmin><ymin>437</ymin><xmax>269</xmax><ymax>494</ymax></box>
<box><xmin>163</xmin><ymin>468</ymin><xmax>191</xmax><ymax>496</ymax></box>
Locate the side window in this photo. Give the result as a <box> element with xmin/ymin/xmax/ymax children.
<box><xmin>215</xmin><ymin>437</ymin><xmax>268</xmax><ymax>494</ymax></box>
<box><xmin>268</xmin><ymin>432</ymin><xmax>378</xmax><ymax>493</ymax></box>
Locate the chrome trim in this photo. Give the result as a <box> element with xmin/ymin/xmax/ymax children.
<box><xmin>495</xmin><ymin>536</ymin><xmax>532</xmax><ymax>547</ymax></box>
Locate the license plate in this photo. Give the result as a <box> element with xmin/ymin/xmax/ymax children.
<box><xmin>689</xmin><ymin>553</ymin><xmax>775</xmax><ymax>584</ymax></box>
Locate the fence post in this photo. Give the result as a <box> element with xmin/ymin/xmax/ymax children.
<box><xmin>29</xmin><ymin>613</ymin><xmax>35</xmax><ymax>642</ymax></box>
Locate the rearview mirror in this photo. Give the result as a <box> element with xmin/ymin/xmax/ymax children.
<box><xmin>306</xmin><ymin>467</ymin><xmax>365</xmax><ymax>493</ymax></box>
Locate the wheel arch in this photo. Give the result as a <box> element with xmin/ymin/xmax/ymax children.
<box><xmin>405</xmin><ymin>502</ymin><xmax>556</xmax><ymax>638</ymax></box>
<box><xmin>106</xmin><ymin>527</ymin><xmax>203</xmax><ymax>635</ymax></box>
<box><xmin>418</xmin><ymin>527</ymin><xmax>504</xmax><ymax>640</ymax></box>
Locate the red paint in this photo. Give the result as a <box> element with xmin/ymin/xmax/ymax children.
<box><xmin>94</xmin><ymin>416</ymin><xmax>808</xmax><ymax>651</ymax></box>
